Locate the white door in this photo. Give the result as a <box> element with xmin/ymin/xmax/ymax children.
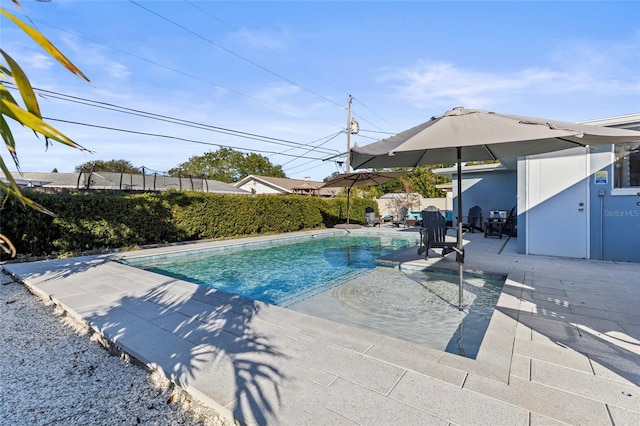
<box><xmin>526</xmin><ymin>148</ymin><xmax>589</xmax><ymax>258</ymax></box>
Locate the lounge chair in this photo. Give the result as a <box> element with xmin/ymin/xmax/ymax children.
<box><xmin>364</xmin><ymin>207</ymin><xmax>381</xmax><ymax>227</ymax></box>
<box><xmin>461</xmin><ymin>205</ymin><xmax>483</xmax><ymax>233</ymax></box>
<box><xmin>417</xmin><ymin>208</ymin><xmax>457</xmax><ymax>258</ymax></box>
<box><xmin>392</xmin><ymin>206</ymin><xmax>409</xmax><ymax>228</ymax></box>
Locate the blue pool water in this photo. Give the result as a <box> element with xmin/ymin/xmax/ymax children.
<box><xmin>126</xmin><ymin>234</ymin><xmax>418</xmax><ymax>306</ymax></box>
<box><xmin>291</xmin><ymin>266</ymin><xmax>505</xmax><ymax>359</ymax></box>
<box><xmin>125</xmin><ymin>233</ymin><xmax>505</xmax><ymax>358</ymax></box>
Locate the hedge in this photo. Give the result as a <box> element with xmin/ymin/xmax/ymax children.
<box><xmin>0</xmin><ymin>190</ymin><xmax>377</xmax><ymax>258</ymax></box>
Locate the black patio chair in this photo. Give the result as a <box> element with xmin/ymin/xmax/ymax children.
<box><xmin>461</xmin><ymin>205</ymin><xmax>483</xmax><ymax>233</ymax></box>
<box><xmin>417</xmin><ymin>208</ymin><xmax>457</xmax><ymax>259</ymax></box>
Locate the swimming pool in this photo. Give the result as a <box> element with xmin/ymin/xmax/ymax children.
<box><xmin>124</xmin><ymin>232</ymin><xmax>505</xmax><ymax>358</ymax></box>
<box><xmin>125</xmin><ymin>233</ymin><xmax>419</xmax><ymax>306</ymax></box>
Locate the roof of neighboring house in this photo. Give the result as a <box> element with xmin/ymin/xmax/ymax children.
<box><xmin>8</xmin><ymin>172</ymin><xmax>250</xmax><ymax>195</ymax></box>
<box><xmin>234</xmin><ymin>175</ymin><xmax>338</xmax><ymax>197</ymax></box>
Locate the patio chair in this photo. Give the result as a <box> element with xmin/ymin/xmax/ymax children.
<box><xmin>392</xmin><ymin>206</ymin><xmax>409</xmax><ymax>228</ymax></box>
<box><xmin>364</xmin><ymin>207</ymin><xmax>381</xmax><ymax>227</ymax></box>
<box><xmin>503</xmin><ymin>206</ymin><xmax>517</xmax><ymax>237</ymax></box>
<box><xmin>417</xmin><ymin>208</ymin><xmax>457</xmax><ymax>258</ymax></box>
<box><xmin>416</xmin><ymin>205</ymin><xmax>436</xmax><ymax>227</ymax></box>
<box><xmin>484</xmin><ymin>206</ymin><xmax>516</xmax><ymax>238</ymax></box>
<box><xmin>461</xmin><ymin>205</ymin><xmax>483</xmax><ymax>233</ymax></box>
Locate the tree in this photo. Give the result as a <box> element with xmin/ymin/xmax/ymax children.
<box><xmin>322</xmin><ymin>171</ymin><xmax>341</xmax><ymax>183</ymax></box>
<box><xmin>373</xmin><ymin>166</ymin><xmax>450</xmax><ymax>198</ymax></box>
<box><xmin>1</xmin><ymin>1</ymin><xmax>90</xmax><ymax>257</ymax></box>
<box><xmin>74</xmin><ymin>159</ymin><xmax>140</xmax><ymax>174</ymax></box>
<box><xmin>168</xmin><ymin>148</ymin><xmax>285</xmax><ymax>183</ymax></box>
<box><xmin>404</xmin><ymin>166</ymin><xmax>451</xmax><ymax>198</ymax></box>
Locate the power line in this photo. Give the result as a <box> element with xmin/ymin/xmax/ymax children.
<box><xmin>44</xmin><ymin>117</ymin><xmax>328</xmax><ymax>161</ymax></box>
<box><xmin>33</xmin><ymin>20</ymin><xmax>343</xmax><ymax>130</ymax></box>
<box><xmin>180</xmin><ymin>2</ymin><xmax>401</xmax><ymax>135</ymax></box>
<box><xmin>354</xmin><ymin>133</ymin><xmax>384</xmax><ymax>142</ymax></box>
<box><xmin>359</xmin><ymin>128</ymin><xmax>396</xmax><ymax>135</ymax></box>
<box><xmin>279</xmin><ymin>131</ymin><xmax>344</xmax><ymax>167</ymax></box>
<box><xmin>184</xmin><ymin>0</ymin><xmax>352</xmax><ymax>99</ymax></box>
<box><xmin>129</xmin><ymin>0</ymin><xmax>345</xmax><ymax>110</ymax></box>
<box><xmin>352</xmin><ymin>97</ymin><xmax>402</xmax><ymax>133</ymax></box>
<box><xmin>15</xmin><ymin>2</ymin><xmax>402</xmax><ymax>172</ymax></box>
<box><xmin>4</xmin><ymin>82</ymin><xmax>341</xmax><ymax>156</ymax></box>
<box><xmin>33</xmin><ymin>6</ymin><xmax>400</xmax><ymax>151</ymax></box>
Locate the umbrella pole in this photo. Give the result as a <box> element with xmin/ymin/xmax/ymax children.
<box><xmin>346</xmin><ymin>187</ymin><xmax>351</xmax><ymax>224</ymax></box>
<box><xmin>456</xmin><ymin>147</ymin><xmax>464</xmax><ymax>310</ymax></box>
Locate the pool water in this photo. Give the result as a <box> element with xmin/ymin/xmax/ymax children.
<box><xmin>127</xmin><ymin>234</ymin><xmax>418</xmax><ymax>306</ymax></box>
<box><xmin>126</xmin><ymin>233</ymin><xmax>505</xmax><ymax>358</ymax></box>
<box><xmin>291</xmin><ymin>267</ymin><xmax>505</xmax><ymax>359</ymax></box>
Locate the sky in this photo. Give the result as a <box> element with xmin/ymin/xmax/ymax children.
<box><xmin>2</xmin><ymin>0</ymin><xmax>639</xmax><ymax>182</ymax></box>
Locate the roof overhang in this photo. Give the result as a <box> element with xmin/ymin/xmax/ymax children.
<box><xmin>433</xmin><ymin>162</ymin><xmax>510</xmax><ymax>179</ymax></box>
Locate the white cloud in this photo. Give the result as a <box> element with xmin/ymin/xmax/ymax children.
<box><xmin>16</xmin><ymin>50</ymin><xmax>55</xmax><ymax>71</ymax></box>
<box><xmin>376</xmin><ymin>38</ymin><xmax>640</xmax><ymax>111</ymax></box>
<box><xmin>59</xmin><ymin>34</ymin><xmax>131</xmax><ymax>80</ymax></box>
<box><xmin>233</xmin><ymin>26</ymin><xmax>291</xmax><ymax>52</ymax></box>
<box><xmin>0</xmin><ymin>39</ymin><xmax>56</xmax><ymax>72</ymax></box>
<box><xmin>253</xmin><ymin>83</ymin><xmax>329</xmax><ymax>118</ymax></box>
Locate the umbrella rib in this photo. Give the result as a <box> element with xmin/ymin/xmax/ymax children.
<box><xmin>557</xmin><ymin>137</ymin><xmax>588</xmax><ymax>148</ymax></box>
<box><xmin>483</xmin><ymin>145</ymin><xmax>498</xmax><ymax>161</ymax></box>
<box><xmin>416</xmin><ymin>150</ymin><xmax>431</xmax><ymax>166</ymax></box>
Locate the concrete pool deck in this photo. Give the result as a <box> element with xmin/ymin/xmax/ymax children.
<box><xmin>3</xmin><ymin>226</ymin><xmax>640</xmax><ymax>425</ymax></box>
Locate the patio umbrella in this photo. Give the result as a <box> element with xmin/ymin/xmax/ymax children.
<box><xmin>350</xmin><ymin>107</ymin><xmax>640</xmax><ymax>309</ymax></box>
<box><xmin>292</xmin><ymin>181</ymin><xmax>321</xmax><ymax>196</ymax></box>
<box><xmin>321</xmin><ymin>171</ymin><xmax>407</xmax><ymax>224</ymax></box>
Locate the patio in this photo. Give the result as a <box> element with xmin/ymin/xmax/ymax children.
<box><xmin>3</xmin><ymin>226</ymin><xmax>639</xmax><ymax>425</ymax></box>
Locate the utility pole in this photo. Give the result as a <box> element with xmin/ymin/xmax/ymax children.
<box><xmin>346</xmin><ymin>95</ymin><xmax>352</xmax><ymax>173</ymax></box>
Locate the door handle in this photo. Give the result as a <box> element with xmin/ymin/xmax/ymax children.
<box><xmin>578</xmin><ymin>202</ymin><xmax>584</xmax><ymax>212</ymax></box>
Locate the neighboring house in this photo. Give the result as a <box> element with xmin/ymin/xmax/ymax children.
<box><xmin>233</xmin><ymin>175</ymin><xmax>337</xmax><ymax>197</ymax></box>
<box><xmin>6</xmin><ymin>171</ymin><xmax>250</xmax><ymax>195</ymax></box>
<box><xmin>435</xmin><ymin>113</ymin><xmax>640</xmax><ymax>263</ymax></box>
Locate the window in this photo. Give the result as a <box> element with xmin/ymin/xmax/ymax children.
<box><xmin>614</xmin><ymin>142</ymin><xmax>640</xmax><ymax>188</ymax></box>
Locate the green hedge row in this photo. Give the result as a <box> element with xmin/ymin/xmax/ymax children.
<box><xmin>0</xmin><ymin>190</ymin><xmax>377</xmax><ymax>257</ymax></box>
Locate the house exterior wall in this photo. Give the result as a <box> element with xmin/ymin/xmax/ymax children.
<box><xmin>588</xmin><ymin>145</ymin><xmax>640</xmax><ymax>262</ymax></box>
<box><xmin>236</xmin><ymin>179</ymin><xmax>287</xmax><ymax>195</ymax></box>
<box><xmin>517</xmin><ymin>143</ymin><xmax>640</xmax><ymax>263</ymax></box>
<box><xmin>453</xmin><ymin>169</ymin><xmax>517</xmax><ymax>226</ymax></box>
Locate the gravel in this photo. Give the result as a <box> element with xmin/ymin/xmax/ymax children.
<box><xmin>0</xmin><ymin>270</ymin><xmax>231</xmax><ymax>426</ymax></box>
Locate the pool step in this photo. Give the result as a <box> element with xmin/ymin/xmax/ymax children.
<box><xmin>279</xmin><ymin>269</ymin><xmax>374</xmax><ymax>308</ymax></box>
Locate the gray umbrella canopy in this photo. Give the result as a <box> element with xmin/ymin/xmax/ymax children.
<box><xmin>322</xmin><ymin>171</ymin><xmax>407</xmax><ymax>189</ymax></box>
<box><xmin>351</xmin><ymin>107</ymin><xmax>640</xmax><ymax>169</ymax></box>
<box><xmin>350</xmin><ymin>107</ymin><xmax>640</xmax><ymax>309</ymax></box>
<box><xmin>321</xmin><ymin>171</ymin><xmax>407</xmax><ymax>224</ymax></box>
